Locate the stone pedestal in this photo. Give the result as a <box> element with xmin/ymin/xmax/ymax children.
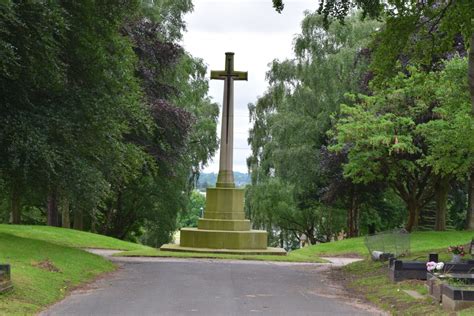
<box><xmin>161</xmin><ymin>187</ymin><xmax>286</xmax><ymax>255</ymax></box>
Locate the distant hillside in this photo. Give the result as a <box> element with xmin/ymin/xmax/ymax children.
<box><xmin>197</xmin><ymin>172</ymin><xmax>250</xmax><ymax>189</ymax></box>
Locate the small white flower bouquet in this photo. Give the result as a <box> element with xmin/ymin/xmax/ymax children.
<box><xmin>426</xmin><ymin>261</ymin><xmax>444</xmax><ymax>273</ymax></box>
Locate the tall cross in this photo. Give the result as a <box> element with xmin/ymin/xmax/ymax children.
<box><xmin>211</xmin><ymin>52</ymin><xmax>248</xmax><ymax>188</ymax></box>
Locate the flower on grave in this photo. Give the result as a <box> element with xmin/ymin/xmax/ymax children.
<box><xmin>426</xmin><ymin>261</ymin><xmax>445</xmax><ymax>273</ymax></box>
<box><xmin>426</xmin><ymin>261</ymin><xmax>437</xmax><ymax>272</ymax></box>
<box><xmin>448</xmin><ymin>245</ymin><xmax>465</xmax><ymax>256</ymax></box>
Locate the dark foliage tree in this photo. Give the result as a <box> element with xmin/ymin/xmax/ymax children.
<box><xmin>0</xmin><ymin>1</ymin><xmax>218</xmax><ymax>247</ymax></box>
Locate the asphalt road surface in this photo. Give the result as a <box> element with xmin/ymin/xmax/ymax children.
<box><xmin>42</xmin><ymin>257</ymin><xmax>380</xmax><ymax>316</ymax></box>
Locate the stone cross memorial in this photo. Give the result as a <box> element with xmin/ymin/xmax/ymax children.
<box><xmin>161</xmin><ymin>53</ymin><xmax>285</xmax><ymax>255</ymax></box>
<box><xmin>210</xmin><ymin>52</ymin><xmax>247</xmax><ymax>188</ymax></box>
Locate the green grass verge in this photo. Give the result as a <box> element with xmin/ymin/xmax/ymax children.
<box><xmin>0</xmin><ymin>224</ymin><xmax>151</xmax><ymax>315</ymax></box>
<box><xmin>292</xmin><ymin>230</ymin><xmax>474</xmax><ymax>258</ymax></box>
<box><xmin>0</xmin><ymin>224</ymin><xmax>152</xmax><ymax>251</ymax></box>
<box><xmin>0</xmin><ymin>232</ymin><xmax>115</xmax><ymax>315</ymax></box>
<box><xmin>115</xmin><ymin>248</ymin><xmax>327</xmax><ymax>263</ymax></box>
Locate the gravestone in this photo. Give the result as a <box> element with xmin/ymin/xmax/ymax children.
<box><xmin>389</xmin><ymin>254</ymin><xmax>474</xmax><ymax>282</ymax></box>
<box><xmin>0</xmin><ymin>264</ymin><xmax>12</xmax><ymax>293</ymax></box>
<box><xmin>427</xmin><ymin>272</ymin><xmax>474</xmax><ymax>311</ymax></box>
<box><xmin>161</xmin><ymin>53</ymin><xmax>285</xmax><ymax>255</ymax></box>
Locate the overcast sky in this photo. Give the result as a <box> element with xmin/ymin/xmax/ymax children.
<box><xmin>181</xmin><ymin>0</ymin><xmax>316</xmax><ymax>173</ymax></box>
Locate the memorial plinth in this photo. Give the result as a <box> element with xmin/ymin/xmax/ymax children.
<box><xmin>162</xmin><ymin>178</ymin><xmax>285</xmax><ymax>255</ymax></box>
<box><xmin>161</xmin><ymin>53</ymin><xmax>285</xmax><ymax>255</ymax></box>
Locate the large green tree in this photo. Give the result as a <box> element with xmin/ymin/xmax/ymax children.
<box><xmin>0</xmin><ymin>1</ymin><xmax>148</xmax><ymax>226</ymax></box>
<box><xmin>0</xmin><ymin>1</ymin><xmax>219</xmax><ymax>247</ymax></box>
<box><xmin>247</xmin><ymin>14</ymin><xmax>381</xmax><ymax>243</ymax></box>
<box><xmin>273</xmin><ymin>0</ymin><xmax>474</xmax><ymax>230</ymax></box>
<box><xmin>332</xmin><ymin>57</ymin><xmax>473</xmax><ymax>231</ymax></box>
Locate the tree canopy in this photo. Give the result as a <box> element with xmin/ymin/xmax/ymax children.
<box><xmin>0</xmin><ymin>0</ymin><xmax>218</xmax><ymax>246</ymax></box>
<box><xmin>251</xmin><ymin>1</ymin><xmax>474</xmax><ymax>245</ymax></box>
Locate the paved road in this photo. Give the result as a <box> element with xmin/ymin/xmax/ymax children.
<box><xmin>42</xmin><ymin>257</ymin><xmax>380</xmax><ymax>316</ymax></box>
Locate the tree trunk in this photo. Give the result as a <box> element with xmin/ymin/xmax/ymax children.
<box><xmin>91</xmin><ymin>208</ymin><xmax>97</xmax><ymax>233</ymax></box>
<box><xmin>10</xmin><ymin>183</ymin><xmax>21</xmax><ymax>224</ymax></box>
<box><xmin>468</xmin><ymin>173</ymin><xmax>474</xmax><ymax>229</ymax></box>
<box><xmin>307</xmin><ymin>230</ymin><xmax>316</xmax><ymax>245</ymax></box>
<box><xmin>73</xmin><ymin>208</ymin><xmax>83</xmax><ymax>230</ymax></box>
<box><xmin>405</xmin><ymin>199</ymin><xmax>420</xmax><ymax>232</ymax></box>
<box><xmin>47</xmin><ymin>187</ymin><xmax>59</xmax><ymax>226</ymax></box>
<box><xmin>61</xmin><ymin>197</ymin><xmax>70</xmax><ymax>229</ymax></box>
<box><xmin>468</xmin><ymin>31</ymin><xmax>474</xmax><ymax>115</ymax></box>
<box><xmin>466</xmin><ymin>31</ymin><xmax>474</xmax><ymax>229</ymax></box>
<box><xmin>434</xmin><ymin>177</ymin><xmax>449</xmax><ymax>231</ymax></box>
<box><xmin>354</xmin><ymin>203</ymin><xmax>359</xmax><ymax>237</ymax></box>
<box><xmin>347</xmin><ymin>185</ymin><xmax>358</xmax><ymax>237</ymax></box>
<box><xmin>347</xmin><ymin>203</ymin><xmax>354</xmax><ymax>237</ymax></box>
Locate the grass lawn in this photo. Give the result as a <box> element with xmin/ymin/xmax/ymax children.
<box><xmin>115</xmin><ymin>248</ymin><xmax>327</xmax><ymax>263</ymax></box>
<box><xmin>292</xmin><ymin>230</ymin><xmax>474</xmax><ymax>258</ymax></box>
<box><xmin>0</xmin><ymin>225</ymin><xmax>150</xmax><ymax>315</ymax></box>
<box><xmin>0</xmin><ymin>224</ymin><xmax>152</xmax><ymax>251</ymax></box>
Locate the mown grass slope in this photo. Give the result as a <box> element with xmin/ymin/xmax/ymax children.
<box><xmin>291</xmin><ymin>230</ymin><xmax>474</xmax><ymax>258</ymax></box>
<box><xmin>0</xmin><ymin>225</ymin><xmax>150</xmax><ymax>315</ymax></box>
<box><xmin>0</xmin><ymin>224</ymin><xmax>151</xmax><ymax>251</ymax></box>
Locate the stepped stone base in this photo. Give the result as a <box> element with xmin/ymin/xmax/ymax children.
<box><xmin>161</xmin><ymin>184</ymin><xmax>286</xmax><ymax>256</ymax></box>
<box><xmin>198</xmin><ymin>218</ymin><xmax>251</xmax><ymax>231</ymax></box>
<box><xmin>161</xmin><ymin>243</ymin><xmax>287</xmax><ymax>256</ymax></box>
<box><xmin>180</xmin><ymin>228</ymin><xmax>267</xmax><ymax>249</ymax></box>
<box><xmin>203</xmin><ymin>211</ymin><xmax>245</xmax><ymax>220</ymax></box>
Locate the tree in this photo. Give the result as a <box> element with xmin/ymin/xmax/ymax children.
<box><xmin>247</xmin><ymin>13</ymin><xmax>380</xmax><ymax>241</ymax></box>
<box><xmin>0</xmin><ymin>1</ymin><xmax>219</xmax><ymax>246</ymax></box>
<box><xmin>178</xmin><ymin>191</ymin><xmax>205</xmax><ymax>228</ymax></box>
<box><xmin>79</xmin><ymin>8</ymin><xmax>218</xmax><ymax>243</ymax></box>
<box><xmin>274</xmin><ymin>0</ymin><xmax>474</xmax><ymax>230</ymax></box>
<box><xmin>318</xmin><ymin>146</ymin><xmax>404</xmax><ymax>236</ymax></box>
<box><xmin>417</xmin><ymin>57</ymin><xmax>474</xmax><ymax>230</ymax></box>
<box><xmin>0</xmin><ymin>1</ymin><xmax>67</xmax><ymax>224</ymax></box>
<box><xmin>331</xmin><ymin>58</ymin><xmax>473</xmax><ymax>231</ymax></box>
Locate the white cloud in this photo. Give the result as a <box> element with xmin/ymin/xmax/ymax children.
<box><xmin>182</xmin><ymin>0</ymin><xmax>315</xmax><ymax>173</ymax></box>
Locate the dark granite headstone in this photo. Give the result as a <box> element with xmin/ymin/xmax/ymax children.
<box><xmin>427</xmin><ymin>272</ymin><xmax>474</xmax><ymax>311</ymax></box>
<box><xmin>389</xmin><ymin>254</ymin><xmax>474</xmax><ymax>282</ymax></box>
<box><xmin>0</xmin><ymin>264</ymin><xmax>12</xmax><ymax>293</ymax></box>
<box><xmin>429</xmin><ymin>253</ymin><xmax>438</xmax><ymax>262</ymax></box>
